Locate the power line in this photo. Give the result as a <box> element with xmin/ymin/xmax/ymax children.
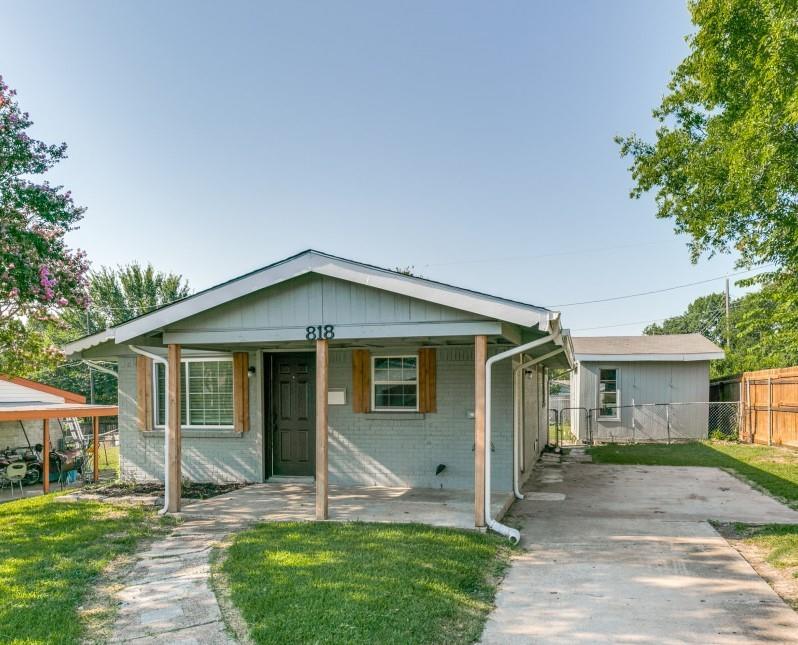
<box><xmin>572</xmin><ymin>299</ymin><xmax>743</xmax><ymax>334</ymax></box>
<box><xmin>548</xmin><ymin>266</ymin><xmax>773</xmax><ymax>308</ymax></box>
<box><xmin>421</xmin><ymin>240</ymin><xmax>680</xmax><ymax>268</ymax></box>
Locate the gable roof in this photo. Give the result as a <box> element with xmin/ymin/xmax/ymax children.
<box><xmin>572</xmin><ymin>334</ymin><xmax>724</xmax><ymax>362</ymax></box>
<box><xmin>0</xmin><ymin>376</ymin><xmax>86</xmax><ymax>404</ymax></box>
<box><xmin>65</xmin><ymin>250</ymin><xmax>561</xmax><ymax>353</ymax></box>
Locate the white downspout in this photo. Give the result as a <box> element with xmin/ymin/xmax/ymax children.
<box><xmin>512</xmin><ymin>347</ymin><xmax>565</xmax><ymax>499</ymax></box>
<box><xmin>128</xmin><ymin>345</ymin><xmax>171</xmax><ymax>515</ymax></box>
<box><xmin>485</xmin><ymin>332</ymin><xmax>561</xmax><ymax>544</ymax></box>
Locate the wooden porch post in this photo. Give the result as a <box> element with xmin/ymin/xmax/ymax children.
<box><xmin>42</xmin><ymin>418</ymin><xmax>50</xmax><ymax>494</ymax></box>
<box><xmin>167</xmin><ymin>344</ymin><xmax>182</xmax><ymax>513</ymax></box>
<box><xmin>92</xmin><ymin>416</ymin><xmax>100</xmax><ymax>483</ymax></box>
<box><xmin>315</xmin><ymin>338</ymin><xmax>329</xmax><ymax>520</ymax></box>
<box><xmin>474</xmin><ymin>335</ymin><xmax>487</xmax><ymax>528</ymax></box>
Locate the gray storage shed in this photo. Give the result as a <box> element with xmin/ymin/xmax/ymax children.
<box><xmin>569</xmin><ymin>334</ymin><xmax>724</xmax><ymax>443</ymax></box>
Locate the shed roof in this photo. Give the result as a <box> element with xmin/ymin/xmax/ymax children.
<box><xmin>0</xmin><ymin>376</ymin><xmax>86</xmax><ymax>404</ymax></box>
<box><xmin>572</xmin><ymin>334</ymin><xmax>724</xmax><ymax>362</ymax></box>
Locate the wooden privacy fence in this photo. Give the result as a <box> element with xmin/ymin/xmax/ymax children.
<box><xmin>741</xmin><ymin>366</ymin><xmax>798</xmax><ymax>447</ymax></box>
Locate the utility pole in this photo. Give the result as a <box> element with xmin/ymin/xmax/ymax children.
<box><xmin>724</xmin><ymin>277</ymin><xmax>731</xmax><ymax>349</ymax></box>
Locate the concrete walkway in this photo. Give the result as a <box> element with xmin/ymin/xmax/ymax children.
<box><xmin>109</xmin><ymin>483</ymin><xmax>511</xmax><ymax>643</ymax></box>
<box><xmin>481</xmin><ymin>449</ymin><xmax>798</xmax><ymax>644</ymax></box>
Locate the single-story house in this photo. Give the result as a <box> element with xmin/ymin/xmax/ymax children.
<box><xmin>569</xmin><ymin>334</ymin><xmax>724</xmax><ymax>443</ymax></box>
<box><xmin>64</xmin><ymin>250</ymin><xmax>572</xmax><ymax>535</ymax></box>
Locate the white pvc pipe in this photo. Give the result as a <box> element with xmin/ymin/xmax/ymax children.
<box><xmin>485</xmin><ymin>332</ymin><xmax>561</xmax><ymax>543</ymax></box>
<box><xmin>512</xmin><ymin>347</ymin><xmax>565</xmax><ymax>499</ymax></box>
<box><xmin>83</xmin><ymin>360</ymin><xmax>118</xmax><ymax>378</ymax></box>
<box><xmin>128</xmin><ymin>345</ymin><xmax>171</xmax><ymax>515</ymax></box>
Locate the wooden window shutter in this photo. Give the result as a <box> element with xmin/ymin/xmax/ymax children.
<box><xmin>418</xmin><ymin>348</ymin><xmax>437</xmax><ymax>413</ymax></box>
<box><xmin>233</xmin><ymin>352</ymin><xmax>250</xmax><ymax>432</ymax></box>
<box><xmin>352</xmin><ymin>349</ymin><xmax>371</xmax><ymax>413</ymax></box>
<box><xmin>136</xmin><ymin>355</ymin><xmax>153</xmax><ymax>431</ymax></box>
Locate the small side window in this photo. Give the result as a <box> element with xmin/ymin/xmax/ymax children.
<box><xmin>598</xmin><ymin>368</ymin><xmax>619</xmax><ymax>419</ymax></box>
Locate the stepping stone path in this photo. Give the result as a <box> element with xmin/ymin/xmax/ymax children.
<box><xmin>110</xmin><ymin>517</ymin><xmax>243</xmax><ymax>644</ymax></box>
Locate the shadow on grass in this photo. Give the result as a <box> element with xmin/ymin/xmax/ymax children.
<box><xmin>0</xmin><ymin>496</ymin><xmax>165</xmax><ymax>644</ymax></box>
<box><xmin>590</xmin><ymin>441</ymin><xmax>798</xmax><ymax>507</ymax></box>
<box><xmin>223</xmin><ymin>522</ymin><xmax>510</xmax><ymax>645</ymax></box>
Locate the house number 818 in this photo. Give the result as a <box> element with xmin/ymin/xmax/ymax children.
<box><xmin>306</xmin><ymin>325</ymin><xmax>335</xmax><ymax>340</ymax></box>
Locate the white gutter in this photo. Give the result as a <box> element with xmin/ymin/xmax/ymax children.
<box><xmin>83</xmin><ymin>360</ymin><xmax>118</xmax><ymax>378</ymax></box>
<box><xmin>485</xmin><ymin>332</ymin><xmax>561</xmax><ymax>544</ymax></box>
<box><xmin>512</xmin><ymin>347</ymin><xmax>565</xmax><ymax>499</ymax></box>
<box><xmin>128</xmin><ymin>345</ymin><xmax>171</xmax><ymax>515</ymax></box>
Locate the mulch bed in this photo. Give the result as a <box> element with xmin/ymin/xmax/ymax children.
<box><xmin>85</xmin><ymin>481</ymin><xmax>248</xmax><ymax>500</ymax></box>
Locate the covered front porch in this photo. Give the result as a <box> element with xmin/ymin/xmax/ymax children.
<box><xmin>178</xmin><ymin>481</ymin><xmax>515</xmax><ymax>531</ymax></box>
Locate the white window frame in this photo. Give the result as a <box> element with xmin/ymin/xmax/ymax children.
<box><xmin>153</xmin><ymin>356</ymin><xmax>235</xmax><ymax>429</ymax></box>
<box><xmin>597</xmin><ymin>366</ymin><xmax>620</xmax><ymax>420</ymax></box>
<box><xmin>371</xmin><ymin>355</ymin><xmax>419</xmax><ymax>412</ymax></box>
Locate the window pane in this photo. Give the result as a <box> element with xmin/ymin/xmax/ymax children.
<box><xmin>155</xmin><ymin>363</ymin><xmax>187</xmax><ymax>425</ymax></box>
<box><xmin>186</xmin><ymin>360</ymin><xmax>233</xmax><ymax>426</ymax></box>
<box><xmin>600</xmin><ymin>368</ymin><xmax>617</xmax><ymax>381</ymax></box>
<box><xmin>374</xmin><ymin>383</ymin><xmax>416</xmax><ymax>409</ymax></box>
<box><xmin>156</xmin><ymin>364</ymin><xmax>165</xmax><ymax>426</ymax></box>
<box><xmin>373</xmin><ymin>356</ymin><xmax>418</xmax><ymax>409</ymax></box>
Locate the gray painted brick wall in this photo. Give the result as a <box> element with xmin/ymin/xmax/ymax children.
<box><xmin>116</xmin><ymin>346</ymin><xmax>518</xmax><ymax>492</ymax></box>
<box><xmin>117</xmin><ymin>353</ymin><xmax>263</xmax><ymax>483</ymax></box>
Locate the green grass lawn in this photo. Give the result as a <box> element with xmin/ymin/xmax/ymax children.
<box><xmin>589</xmin><ymin>441</ymin><xmax>798</xmax><ymax>506</ymax></box>
<box><xmin>0</xmin><ymin>495</ymin><xmax>167</xmax><ymax>644</ymax></box>
<box><xmin>738</xmin><ymin>523</ymin><xmax>798</xmax><ymax>571</ymax></box>
<box><xmin>95</xmin><ymin>443</ymin><xmax>119</xmax><ymax>472</ymax></box>
<box><xmin>220</xmin><ymin>522</ymin><xmax>509</xmax><ymax>645</ymax></box>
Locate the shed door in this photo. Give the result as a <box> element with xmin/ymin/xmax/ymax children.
<box><xmin>271</xmin><ymin>353</ymin><xmax>315</xmax><ymax>476</ymax></box>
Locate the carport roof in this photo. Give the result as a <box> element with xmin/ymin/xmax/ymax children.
<box><xmin>0</xmin><ymin>402</ymin><xmax>119</xmax><ymax>421</ymax></box>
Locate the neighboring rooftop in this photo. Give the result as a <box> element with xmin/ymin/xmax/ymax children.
<box><xmin>572</xmin><ymin>334</ymin><xmax>724</xmax><ymax>362</ymax></box>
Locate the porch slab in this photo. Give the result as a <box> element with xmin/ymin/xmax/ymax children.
<box><xmin>179</xmin><ymin>482</ymin><xmax>513</xmax><ymax>531</ymax></box>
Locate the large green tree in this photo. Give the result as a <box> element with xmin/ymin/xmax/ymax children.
<box><xmin>30</xmin><ymin>263</ymin><xmax>190</xmax><ymax>403</ymax></box>
<box><xmin>646</xmin><ymin>275</ymin><xmax>798</xmax><ymax>377</ymax></box>
<box><xmin>0</xmin><ymin>75</ymin><xmax>89</xmax><ymax>374</ymax></box>
<box><xmin>617</xmin><ymin>0</ymin><xmax>798</xmax><ymax>273</ymax></box>
<box><xmin>644</xmin><ymin>292</ymin><xmax>726</xmax><ymax>346</ymax></box>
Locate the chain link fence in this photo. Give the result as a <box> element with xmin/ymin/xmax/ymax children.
<box><xmin>550</xmin><ymin>401</ymin><xmax>742</xmax><ymax>445</ymax></box>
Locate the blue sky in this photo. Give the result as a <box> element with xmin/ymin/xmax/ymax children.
<box><xmin>5</xmin><ymin>1</ymin><xmax>750</xmax><ymax>335</ymax></box>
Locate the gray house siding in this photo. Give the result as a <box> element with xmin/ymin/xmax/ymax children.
<box><xmin>171</xmin><ymin>274</ymin><xmax>493</xmax><ymax>341</ymax></box>
<box><xmin>116</xmin><ymin>346</ymin><xmax>521</xmax><ymax>492</ymax></box>
<box><xmin>520</xmin><ymin>364</ymin><xmax>546</xmax><ymax>484</ymax></box>
<box><xmin>572</xmin><ymin>360</ymin><xmax>710</xmax><ymax>442</ymax></box>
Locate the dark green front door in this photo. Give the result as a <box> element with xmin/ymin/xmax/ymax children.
<box><xmin>272</xmin><ymin>353</ymin><xmax>315</xmax><ymax>476</ymax></box>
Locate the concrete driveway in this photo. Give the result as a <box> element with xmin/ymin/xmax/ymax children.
<box><xmin>481</xmin><ymin>451</ymin><xmax>798</xmax><ymax>644</ymax></box>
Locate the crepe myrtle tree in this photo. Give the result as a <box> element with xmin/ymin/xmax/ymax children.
<box><xmin>0</xmin><ymin>75</ymin><xmax>89</xmax><ymax>375</ymax></box>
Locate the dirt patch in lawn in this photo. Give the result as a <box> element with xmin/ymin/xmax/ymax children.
<box><xmin>714</xmin><ymin>522</ymin><xmax>798</xmax><ymax>611</ymax></box>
